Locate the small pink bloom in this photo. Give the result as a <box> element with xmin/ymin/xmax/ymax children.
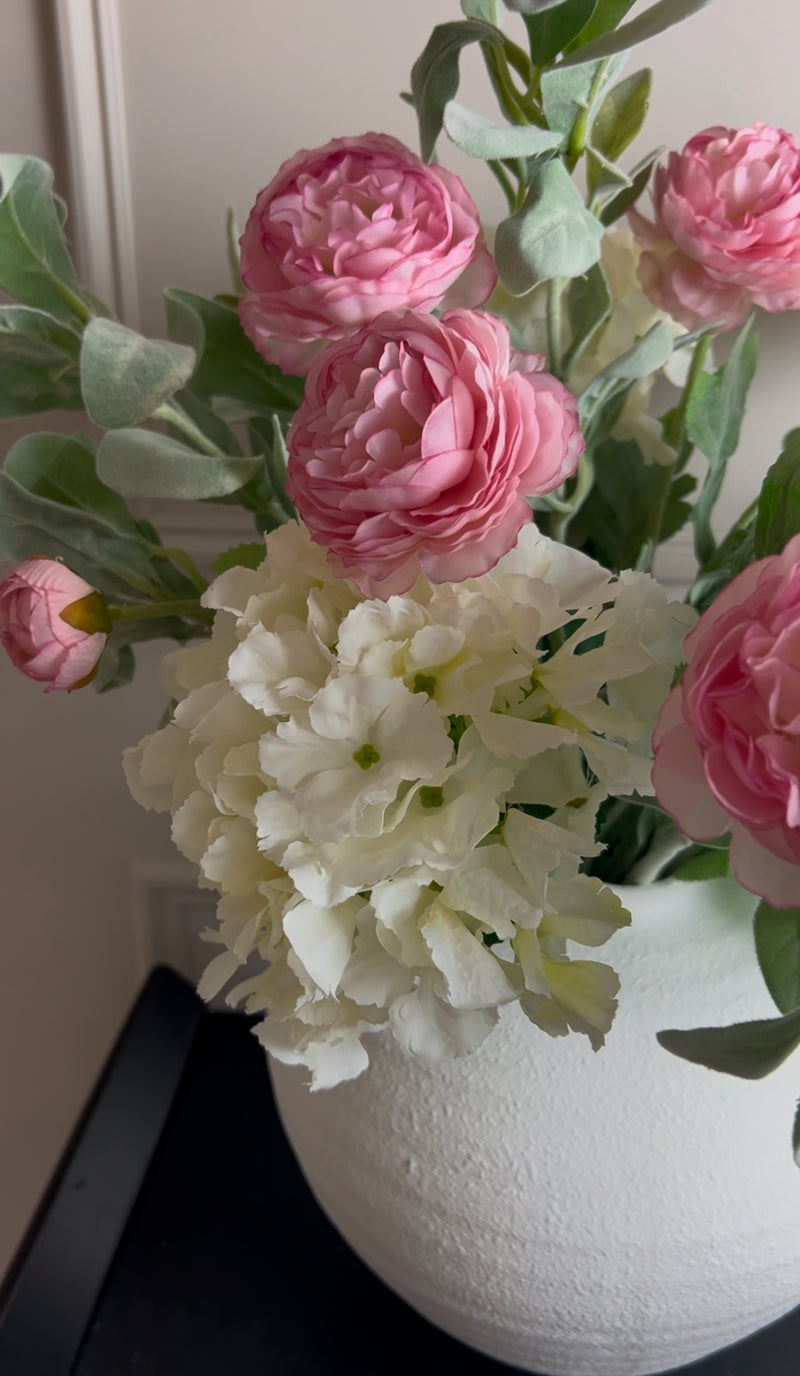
<box><xmin>286</xmin><ymin>308</ymin><xmax>583</xmax><ymax>597</ymax></box>
<box><xmin>238</xmin><ymin>133</ymin><xmax>496</xmax><ymax>374</ymax></box>
<box><xmin>630</xmin><ymin>124</ymin><xmax>800</xmax><ymax>330</ymax></box>
<box><xmin>652</xmin><ymin>535</ymin><xmax>800</xmax><ymax>908</ymax></box>
<box><xmin>0</xmin><ymin>558</ymin><xmax>109</xmax><ymax>692</ymax></box>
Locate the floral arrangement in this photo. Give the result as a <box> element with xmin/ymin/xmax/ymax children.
<box><xmin>2</xmin><ymin>0</ymin><xmax>800</xmax><ymax>1148</ymax></box>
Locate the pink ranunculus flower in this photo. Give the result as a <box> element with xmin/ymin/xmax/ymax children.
<box><xmin>286</xmin><ymin>307</ymin><xmax>584</xmax><ymax>597</ymax></box>
<box><xmin>652</xmin><ymin>534</ymin><xmax>800</xmax><ymax>908</ymax></box>
<box><xmin>629</xmin><ymin>124</ymin><xmax>800</xmax><ymax>331</ymax></box>
<box><xmin>0</xmin><ymin>558</ymin><xmax>109</xmax><ymax>691</ymax></box>
<box><xmin>237</xmin><ymin>132</ymin><xmax>496</xmax><ymax>374</ymax></box>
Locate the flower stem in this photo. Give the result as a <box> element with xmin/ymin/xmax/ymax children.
<box><xmin>566</xmin><ymin>60</ymin><xmax>609</xmax><ymax>172</ymax></box>
<box><xmin>108</xmin><ymin>599</ymin><xmax>213</xmax><ymax>625</ymax></box>
<box><xmin>546</xmin><ymin>276</ymin><xmax>565</xmax><ymax>379</ymax></box>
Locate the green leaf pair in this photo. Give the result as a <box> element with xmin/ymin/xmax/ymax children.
<box><xmin>0</xmin><ymin>432</ymin><xmax>186</xmax><ymax>602</ymax></box>
<box><xmin>0</xmin><ymin>155</ymin><xmax>96</xmax><ymax>326</ymax></box>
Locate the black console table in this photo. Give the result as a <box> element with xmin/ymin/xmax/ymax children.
<box><xmin>0</xmin><ymin>967</ymin><xmax>797</xmax><ymax>1375</ymax></box>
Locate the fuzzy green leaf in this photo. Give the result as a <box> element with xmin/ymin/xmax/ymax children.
<box><xmin>585</xmin><ymin>147</ymin><xmax>632</xmax><ymax>201</ymax></box>
<box><xmin>523</xmin><ymin>0</ymin><xmax>598</xmax><ymax>67</ymax></box>
<box><xmin>591</xmin><ymin>68</ymin><xmax>652</xmax><ymax>164</ymax></box>
<box><xmin>753</xmin><ymin>429</ymin><xmax>800</xmax><ymax>560</ymax></box>
<box><xmin>81</xmin><ymin>318</ymin><xmax>196</xmax><ymax>429</ymax></box>
<box><xmin>687</xmin><ymin>316</ymin><xmax>758</xmax><ymax>565</ymax></box>
<box><xmin>495</xmin><ymin>158</ymin><xmax>603</xmax><ymax>293</ymax></box>
<box><xmin>97</xmin><ymin>428</ymin><xmax>263</xmax><ymax>501</ymax></box>
<box><xmin>657</xmin><ymin>1005</ymin><xmax>800</xmax><ymax>1081</ymax></box>
<box><xmin>443</xmin><ymin>102</ymin><xmax>564</xmax><ymax>158</ymax></box>
<box><xmin>0</xmin><ymin>155</ymin><xmax>93</xmax><ymax>324</ymax></box>
<box><xmin>3</xmin><ymin>431</ymin><xmax>142</xmax><ymax>536</ymax></box>
<box><xmin>563</xmin><ymin>260</ymin><xmax>611</xmax><ymax>375</ymax></box>
<box><xmin>0</xmin><ymin>306</ymin><xmax>83</xmax><ymax>417</ymax></box>
<box><xmin>755</xmin><ymin>902</ymin><xmax>800</xmax><ymax>1016</ymax></box>
<box><xmin>564</xmin><ymin>0</ymin><xmax>637</xmax><ymax>50</ymax></box>
<box><xmin>0</xmin><ymin>467</ymin><xmax>165</xmax><ymax>601</ymax></box>
<box><xmin>598</xmin><ymin>147</ymin><xmax>660</xmax><ymax>224</ymax></box>
<box><xmin>561</xmin><ymin>0</ymin><xmax>715</xmax><ymax>67</ymax></box>
<box><xmin>410</xmin><ymin>20</ymin><xmax>505</xmax><ymax>162</ymax></box>
<box><xmin>163</xmin><ymin>288</ymin><xmax>304</xmax><ymax>416</ymax></box>
<box><xmin>658</xmin><ymin>844</ymin><xmax>730</xmax><ymax>881</ymax></box>
<box><xmin>567</xmin><ymin>437</ymin><xmax>694</xmax><ymax>568</ymax></box>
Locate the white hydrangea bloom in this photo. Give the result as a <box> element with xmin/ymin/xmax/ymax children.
<box><xmin>124</xmin><ymin>522</ymin><xmax>691</xmax><ymax>1087</ymax></box>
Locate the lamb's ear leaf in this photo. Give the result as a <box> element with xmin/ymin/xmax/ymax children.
<box><xmin>657</xmin><ymin>1005</ymin><xmax>800</xmax><ymax>1081</ymax></box>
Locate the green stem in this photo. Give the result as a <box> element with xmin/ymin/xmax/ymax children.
<box><xmin>487</xmin><ymin>159</ymin><xmax>518</xmax><ymax>213</ymax></box>
<box><xmin>566</xmin><ymin>60</ymin><xmax>609</xmax><ymax>172</ymax></box>
<box><xmin>546</xmin><ymin>276</ymin><xmax>565</xmax><ymax>379</ymax></box>
<box><xmin>550</xmin><ymin>452</ymin><xmax>595</xmax><ymax>544</ymax></box>
<box><xmin>502</xmin><ymin>35</ymin><xmax>534</xmax><ymax>86</ymax></box>
<box><xmin>670</xmin><ymin>333</ymin><xmax>711</xmax><ymax>469</ymax></box>
<box><xmin>108</xmin><ymin>599</ymin><xmax>213</xmax><ymax>624</ymax></box>
<box><xmin>483</xmin><ymin>44</ymin><xmax>530</xmax><ymax>127</ymax></box>
<box><xmin>153</xmin><ymin>401</ymin><xmax>225</xmax><ymax>457</ymax></box>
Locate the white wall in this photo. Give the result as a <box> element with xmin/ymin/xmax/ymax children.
<box><xmin>2</xmin><ymin>0</ymin><xmax>799</xmax><ymax>1279</ymax></box>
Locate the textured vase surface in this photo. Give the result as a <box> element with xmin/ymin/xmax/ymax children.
<box><xmin>270</xmin><ymin>879</ymin><xmax>800</xmax><ymax>1376</ymax></box>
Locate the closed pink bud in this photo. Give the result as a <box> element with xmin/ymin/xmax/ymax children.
<box><xmin>0</xmin><ymin>558</ymin><xmax>109</xmax><ymax>691</ymax></box>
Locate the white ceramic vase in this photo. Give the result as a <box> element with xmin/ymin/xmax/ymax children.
<box><xmin>270</xmin><ymin>878</ymin><xmax>800</xmax><ymax>1376</ymax></box>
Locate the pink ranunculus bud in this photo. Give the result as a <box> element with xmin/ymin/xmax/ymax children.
<box><xmin>286</xmin><ymin>307</ymin><xmax>584</xmax><ymax>597</ymax></box>
<box><xmin>629</xmin><ymin>124</ymin><xmax>800</xmax><ymax>331</ymax></box>
<box><xmin>652</xmin><ymin>534</ymin><xmax>800</xmax><ymax>908</ymax></box>
<box><xmin>237</xmin><ymin>132</ymin><xmax>497</xmax><ymax>374</ymax></box>
<box><xmin>0</xmin><ymin>558</ymin><xmax>110</xmax><ymax>692</ymax></box>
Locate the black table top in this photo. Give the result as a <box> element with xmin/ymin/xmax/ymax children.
<box><xmin>0</xmin><ymin>967</ymin><xmax>798</xmax><ymax>1376</ymax></box>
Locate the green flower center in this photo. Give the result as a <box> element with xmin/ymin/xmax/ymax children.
<box><xmin>352</xmin><ymin>743</ymin><xmax>381</xmax><ymax>770</ymax></box>
<box><xmin>419</xmin><ymin>785</ymin><xmax>444</xmax><ymax>809</ymax></box>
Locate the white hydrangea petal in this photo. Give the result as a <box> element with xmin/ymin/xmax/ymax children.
<box><xmin>581</xmin><ymin>736</ymin><xmax>656</xmax><ymax>795</ymax></box>
<box><xmin>371</xmin><ymin>877</ymin><xmax>434</xmax><ymax>967</ymax></box>
<box><xmin>123</xmin><ymin>725</ymin><xmax>197</xmax><ymax>813</ymax></box>
<box><xmin>228</xmin><ymin>622</ymin><xmax>331</xmax><ymax>713</ymax></box>
<box><xmin>442</xmin><ymin>846</ymin><xmax>541</xmax><ymax>936</ymax></box>
<box><xmin>543</xmin><ymin>876</ymin><xmax>630</xmax><ymax>948</ymax></box>
<box><xmin>421</xmin><ymin>901</ymin><xmax>518</xmax><ymax>1010</ymax></box>
<box><xmin>474</xmin><ymin>712</ymin><xmax>574</xmax><ymax>759</ymax></box>
<box><xmin>507</xmin><ymin>745</ymin><xmax>589</xmax><ymax>809</ymax></box>
<box><xmin>389</xmin><ymin>980</ymin><xmax>498</xmax><ymax>1060</ymax></box>
<box><xmin>201</xmin><ymin>816</ymin><xmax>272</xmax><ymax>894</ymax></box>
<box><xmin>339</xmin><ymin>924</ymin><xmax>414</xmax><ymax>1007</ymax></box>
<box><xmin>203</xmin><ymin>564</ymin><xmax>267</xmax><ymax>615</ymax></box>
<box><xmin>197</xmin><ymin>950</ymin><xmax>242</xmax><ymax>1002</ymax></box>
<box><xmin>282</xmin><ymin>897</ymin><xmax>362</xmax><ymax>994</ymax></box>
<box><xmin>161</xmin><ymin>614</ymin><xmax>239</xmax><ymax>697</ymax></box>
<box><xmin>540</xmin><ymin>954</ymin><xmax>621</xmax><ymax>1051</ymax></box>
<box><xmin>256</xmin><ymin>1016</ymin><xmax>371</xmax><ymax>1090</ymax></box>
<box><xmin>336</xmin><ymin>596</ymin><xmax>428</xmax><ymax>674</ymax></box>
<box><xmin>172</xmin><ymin>790</ymin><xmax>221</xmax><ymax>866</ymax></box>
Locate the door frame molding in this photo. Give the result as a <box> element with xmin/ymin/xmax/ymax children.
<box><xmin>53</xmin><ymin>0</ymin><xmax>140</xmax><ymax>327</ymax></box>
